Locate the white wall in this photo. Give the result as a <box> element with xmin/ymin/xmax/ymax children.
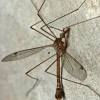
<box><xmin>0</xmin><ymin>0</ymin><xmax>100</xmax><ymax>100</ymax></box>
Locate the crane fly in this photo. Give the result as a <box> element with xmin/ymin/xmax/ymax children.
<box><xmin>2</xmin><ymin>0</ymin><xmax>100</xmax><ymax>99</ymax></box>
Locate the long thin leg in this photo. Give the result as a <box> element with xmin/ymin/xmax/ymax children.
<box><xmin>45</xmin><ymin>59</ymin><xmax>100</xmax><ymax>97</ymax></box>
<box><xmin>48</xmin><ymin>26</ymin><xmax>63</xmax><ymax>32</ymax></box>
<box><xmin>25</xmin><ymin>53</ymin><xmax>56</xmax><ymax>95</ymax></box>
<box><xmin>40</xmin><ymin>26</ymin><xmax>56</xmax><ymax>38</ymax></box>
<box><xmin>41</xmin><ymin>14</ymin><xmax>100</xmax><ymax>34</ymax></box>
<box><xmin>30</xmin><ymin>24</ymin><xmax>54</xmax><ymax>41</ymax></box>
<box><xmin>31</xmin><ymin>20</ymin><xmax>42</xmax><ymax>26</ymax></box>
<box><xmin>65</xmin><ymin>15</ymin><xmax>100</xmax><ymax>28</ymax></box>
<box><xmin>30</xmin><ymin>0</ymin><xmax>57</xmax><ymax>39</ymax></box>
<box><xmin>41</xmin><ymin>1</ymin><xmax>100</xmax><ymax>31</ymax></box>
<box><xmin>31</xmin><ymin>20</ymin><xmax>56</xmax><ymax>38</ymax></box>
<box><xmin>45</xmin><ymin>69</ymin><xmax>100</xmax><ymax>97</ymax></box>
<box><xmin>41</xmin><ymin>0</ymin><xmax>87</xmax><ymax>29</ymax></box>
<box><xmin>37</xmin><ymin>0</ymin><xmax>57</xmax><ymax>38</ymax></box>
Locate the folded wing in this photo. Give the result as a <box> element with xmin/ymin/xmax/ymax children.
<box><xmin>61</xmin><ymin>52</ymin><xmax>87</xmax><ymax>81</ymax></box>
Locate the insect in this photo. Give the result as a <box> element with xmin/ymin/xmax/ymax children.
<box><xmin>2</xmin><ymin>0</ymin><xmax>100</xmax><ymax>99</ymax></box>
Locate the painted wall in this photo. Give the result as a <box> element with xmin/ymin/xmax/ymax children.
<box><xmin>0</xmin><ymin>0</ymin><xmax>100</xmax><ymax>100</ymax></box>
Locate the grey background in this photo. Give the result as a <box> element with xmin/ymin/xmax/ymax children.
<box><xmin>0</xmin><ymin>0</ymin><xmax>100</xmax><ymax>100</ymax></box>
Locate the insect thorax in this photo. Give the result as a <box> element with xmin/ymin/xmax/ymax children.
<box><xmin>53</xmin><ymin>38</ymin><xmax>65</xmax><ymax>53</ymax></box>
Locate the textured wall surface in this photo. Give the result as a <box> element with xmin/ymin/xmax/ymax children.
<box><xmin>0</xmin><ymin>0</ymin><xmax>100</xmax><ymax>100</ymax></box>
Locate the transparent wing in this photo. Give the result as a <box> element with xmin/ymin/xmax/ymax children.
<box><xmin>61</xmin><ymin>52</ymin><xmax>87</xmax><ymax>81</ymax></box>
<box><xmin>2</xmin><ymin>45</ymin><xmax>52</xmax><ymax>62</ymax></box>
